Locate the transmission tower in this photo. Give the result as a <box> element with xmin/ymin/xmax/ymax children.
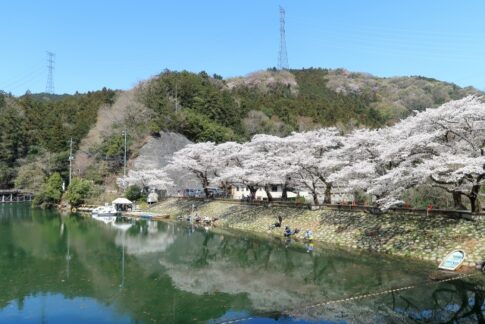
<box><xmin>278</xmin><ymin>6</ymin><xmax>289</xmax><ymax>70</ymax></box>
<box><xmin>46</xmin><ymin>51</ymin><xmax>55</xmax><ymax>94</ymax></box>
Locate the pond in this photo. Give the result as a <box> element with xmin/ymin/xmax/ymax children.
<box><xmin>0</xmin><ymin>203</ymin><xmax>483</xmax><ymax>323</ymax></box>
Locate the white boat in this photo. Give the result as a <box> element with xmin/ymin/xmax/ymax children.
<box><xmin>92</xmin><ymin>205</ymin><xmax>118</xmax><ymax>216</ymax></box>
<box><xmin>438</xmin><ymin>250</ymin><xmax>466</xmax><ymax>271</ymax></box>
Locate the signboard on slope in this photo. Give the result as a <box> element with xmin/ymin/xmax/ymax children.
<box><xmin>438</xmin><ymin>250</ymin><xmax>466</xmax><ymax>271</ymax></box>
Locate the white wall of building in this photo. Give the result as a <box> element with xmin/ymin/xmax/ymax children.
<box><xmin>229</xmin><ymin>185</ymin><xmax>308</xmax><ymax>200</ymax></box>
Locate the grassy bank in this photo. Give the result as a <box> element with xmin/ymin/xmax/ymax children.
<box><xmin>147</xmin><ymin>198</ymin><xmax>485</xmax><ymax>266</ymax></box>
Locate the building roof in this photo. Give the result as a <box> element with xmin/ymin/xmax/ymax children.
<box><xmin>112</xmin><ymin>198</ymin><xmax>133</xmax><ymax>205</ymax></box>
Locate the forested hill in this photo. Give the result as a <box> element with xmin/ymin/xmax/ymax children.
<box><xmin>0</xmin><ymin>68</ymin><xmax>481</xmax><ymax>195</ymax></box>
<box><xmin>139</xmin><ymin>68</ymin><xmax>481</xmax><ymax>143</ymax></box>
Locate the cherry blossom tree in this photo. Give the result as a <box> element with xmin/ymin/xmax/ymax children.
<box><xmin>117</xmin><ymin>169</ymin><xmax>173</xmax><ymax>191</ymax></box>
<box><xmin>165</xmin><ymin>141</ymin><xmax>242</xmax><ymax>198</ymax></box>
<box><xmin>285</xmin><ymin>129</ymin><xmax>345</xmax><ymax>204</ymax></box>
<box><xmin>363</xmin><ymin>96</ymin><xmax>485</xmax><ymax>211</ymax></box>
<box><xmin>165</xmin><ymin>142</ymin><xmax>216</xmax><ymax>198</ymax></box>
<box><xmin>217</xmin><ymin>134</ymin><xmax>299</xmax><ymax>201</ymax></box>
<box><xmin>159</xmin><ymin>95</ymin><xmax>485</xmax><ymax>212</ymax></box>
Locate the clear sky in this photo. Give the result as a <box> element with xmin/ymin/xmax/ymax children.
<box><xmin>2</xmin><ymin>0</ymin><xmax>485</xmax><ymax>95</ymax></box>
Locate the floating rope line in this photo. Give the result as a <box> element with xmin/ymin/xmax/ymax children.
<box><xmin>215</xmin><ymin>317</ymin><xmax>253</xmax><ymax>324</ymax></box>
<box><xmin>288</xmin><ymin>272</ymin><xmax>480</xmax><ymax>317</ymax></box>
<box><xmin>216</xmin><ymin>272</ymin><xmax>480</xmax><ymax>324</ymax></box>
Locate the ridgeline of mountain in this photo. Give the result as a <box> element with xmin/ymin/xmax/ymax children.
<box><xmin>0</xmin><ymin>68</ymin><xmax>482</xmax><ymax>196</ymax></box>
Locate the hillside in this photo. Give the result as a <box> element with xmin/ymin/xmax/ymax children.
<box><xmin>0</xmin><ymin>68</ymin><xmax>482</xmax><ymax>201</ymax></box>
<box><xmin>137</xmin><ymin>68</ymin><xmax>482</xmax><ymax>143</ymax></box>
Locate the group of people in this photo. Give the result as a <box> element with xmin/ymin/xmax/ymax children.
<box><xmin>272</xmin><ymin>215</ymin><xmax>313</xmax><ymax>243</ymax></box>
<box><xmin>240</xmin><ymin>194</ymin><xmax>254</xmax><ymax>202</ymax></box>
<box><xmin>186</xmin><ymin>213</ymin><xmax>215</xmax><ymax>225</ymax></box>
<box><xmin>184</xmin><ymin>204</ymin><xmax>216</xmax><ymax>225</ymax></box>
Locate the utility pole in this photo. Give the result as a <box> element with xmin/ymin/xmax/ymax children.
<box><xmin>68</xmin><ymin>138</ymin><xmax>74</xmax><ymax>186</ymax></box>
<box><xmin>122</xmin><ymin>130</ymin><xmax>127</xmax><ymax>178</ymax></box>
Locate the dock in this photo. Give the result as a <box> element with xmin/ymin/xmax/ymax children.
<box><xmin>0</xmin><ymin>189</ymin><xmax>33</xmax><ymax>203</ymax></box>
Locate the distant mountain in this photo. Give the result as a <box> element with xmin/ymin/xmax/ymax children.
<box><xmin>26</xmin><ymin>92</ymin><xmax>73</xmax><ymax>102</ymax></box>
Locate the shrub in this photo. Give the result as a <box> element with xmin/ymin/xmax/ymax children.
<box><xmin>65</xmin><ymin>177</ymin><xmax>94</xmax><ymax>207</ymax></box>
<box><xmin>33</xmin><ymin>172</ymin><xmax>63</xmax><ymax>208</ymax></box>
<box><xmin>125</xmin><ymin>185</ymin><xmax>142</xmax><ymax>201</ymax></box>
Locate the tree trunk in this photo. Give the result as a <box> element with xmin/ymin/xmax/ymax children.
<box><xmin>324</xmin><ymin>183</ymin><xmax>332</xmax><ymax>204</ymax></box>
<box><xmin>452</xmin><ymin>191</ymin><xmax>466</xmax><ymax>210</ymax></box>
<box><xmin>247</xmin><ymin>185</ymin><xmax>257</xmax><ymax>200</ymax></box>
<box><xmin>282</xmin><ymin>184</ymin><xmax>288</xmax><ymax>201</ymax></box>
<box><xmin>202</xmin><ymin>177</ymin><xmax>210</xmax><ymax>198</ymax></box>
<box><xmin>469</xmin><ymin>185</ymin><xmax>481</xmax><ymax>213</ymax></box>
<box><xmin>264</xmin><ymin>184</ymin><xmax>273</xmax><ymax>202</ymax></box>
<box><xmin>311</xmin><ymin>181</ymin><xmax>319</xmax><ymax>205</ymax></box>
<box><xmin>312</xmin><ymin>191</ymin><xmax>319</xmax><ymax>205</ymax></box>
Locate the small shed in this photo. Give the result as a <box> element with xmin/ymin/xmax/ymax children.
<box><xmin>112</xmin><ymin>198</ymin><xmax>133</xmax><ymax>212</ymax></box>
<box><xmin>147</xmin><ymin>191</ymin><xmax>159</xmax><ymax>204</ymax></box>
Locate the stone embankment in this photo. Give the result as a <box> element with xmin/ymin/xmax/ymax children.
<box><xmin>147</xmin><ymin>198</ymin><xmax>485</xmax><ymax>266</ymax></box>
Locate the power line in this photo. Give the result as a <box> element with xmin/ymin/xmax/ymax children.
<box><xmin>278</xmin><ymin>6</ymin><xmax>289</xmax><ymax>70</ymax></box>
<box><xmin>46</xmin><ymin>51</ymin><xmax>55</xmax><ymax>94</ymax></box>
<box><xmin>0</xmin><ymin>65</ymin><xmax>44</xmax><ymax>89</ymax></box>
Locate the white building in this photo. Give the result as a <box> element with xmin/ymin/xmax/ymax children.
<box><xmin>228</xmin><ymin>184</ymin><xmax>308</xmax><ymax>201</ymax></box>
<box><xmin>228</xmin><ymin>184</ymin><xmax>354</xmax><ymax>204</ymax></box>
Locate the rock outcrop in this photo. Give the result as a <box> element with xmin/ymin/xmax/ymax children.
<box><xmin>133</xmin><ymin>132</ymin><xmax>199</xmax><ymax>194</ymax></box>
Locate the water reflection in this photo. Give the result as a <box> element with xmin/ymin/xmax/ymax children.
<box><xmin>0</xmin><ymin>203</ymin><xmax>483</xmax><ymax>323</ymax></box>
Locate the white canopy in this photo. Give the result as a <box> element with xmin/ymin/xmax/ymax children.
<box><xmin>112</xmin><ymin>198</ymin><xmax>133</xmax><ymax>205</ymax></box>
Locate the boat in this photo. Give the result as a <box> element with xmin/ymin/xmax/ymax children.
<box><xmin>438</xmin><ymin>250</ymin><xmax>466</xmax><ymax>271</ymax></box>
<box><xmin>92</xmin><ymin>205</ymin><xmax>118</xmax><ymax>217</ymax></box>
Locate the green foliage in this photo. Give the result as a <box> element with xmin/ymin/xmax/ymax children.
<box><xmin>125</xmin><ymin>185</ymin><xmax>142</xmax><ymax>201</ymax></box>
<box><xmin>33</xmin><ymin>172</ymin><xmax>63</xmax><ymax>208</ymax></box>
<box><xmin>0</xmin><ymin>162</ymin><xmax>16</xmax><ymax>188</ymax></box>
<box><xmin>0</xmin><ymin>105</ymin><xmax>29</xmax><ymax>167</ymax></box>
<box><xmin>139</xmin><ymin>70</ymin><xmax>243</xmax><ymax>143</ymax></box>
<box><xmin>18</xmin><ymin>90</ymin><xmax>115</xmax><ymax>153</ymax></box>
<box><xmin>176</xmin><ymin>109</ymin><xmax>239</xmax><ymax>143</ymax></box>
<box><xmin>83</xmin><ymin>164</ymin><xmax>108</xmax><ymax>185</ymax></box>
<box><xmin>65</xmin><ymin>177</ymin><xmax>94</xmax><ymax>207</ymax></box>
<box><xmin>93</xmin><ymin>134</ymin><xmax>130</xmax><ymax>173</ymax></box>
<box><xmin>0</xmin><ymin>89</ymin><xmax>115</xmax><ymax>188</ymax></box>
<box><xmin>353</xmin><ymin>189</ymin><xmax>371</xmax><ymax>204</ymax></box>
<box><xmin>14</xmin><ymin>163</ymin><xmax>46</xmax><ymax>193</ymax></box>
<box><xmin>402</xmin><ymin>185</ymin><xmax>452</xmax><ymax>209</ymax></box>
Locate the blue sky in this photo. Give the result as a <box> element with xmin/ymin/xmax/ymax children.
<box><xmin>2</xmin><ymin>0</ymin><xmax>485</xmax><ymax>95</ymax></box>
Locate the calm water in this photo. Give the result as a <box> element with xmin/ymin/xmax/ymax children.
<box><xmin>0</xmin><ymin>203</ymin><xmax>483</xmax><ymax>323</ymax></box>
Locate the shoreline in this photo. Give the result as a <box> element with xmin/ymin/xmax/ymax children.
<box><xmin>144</xmin><ymin>198</ymin><xmax>485</xmax><ymax>267</ymax></box>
